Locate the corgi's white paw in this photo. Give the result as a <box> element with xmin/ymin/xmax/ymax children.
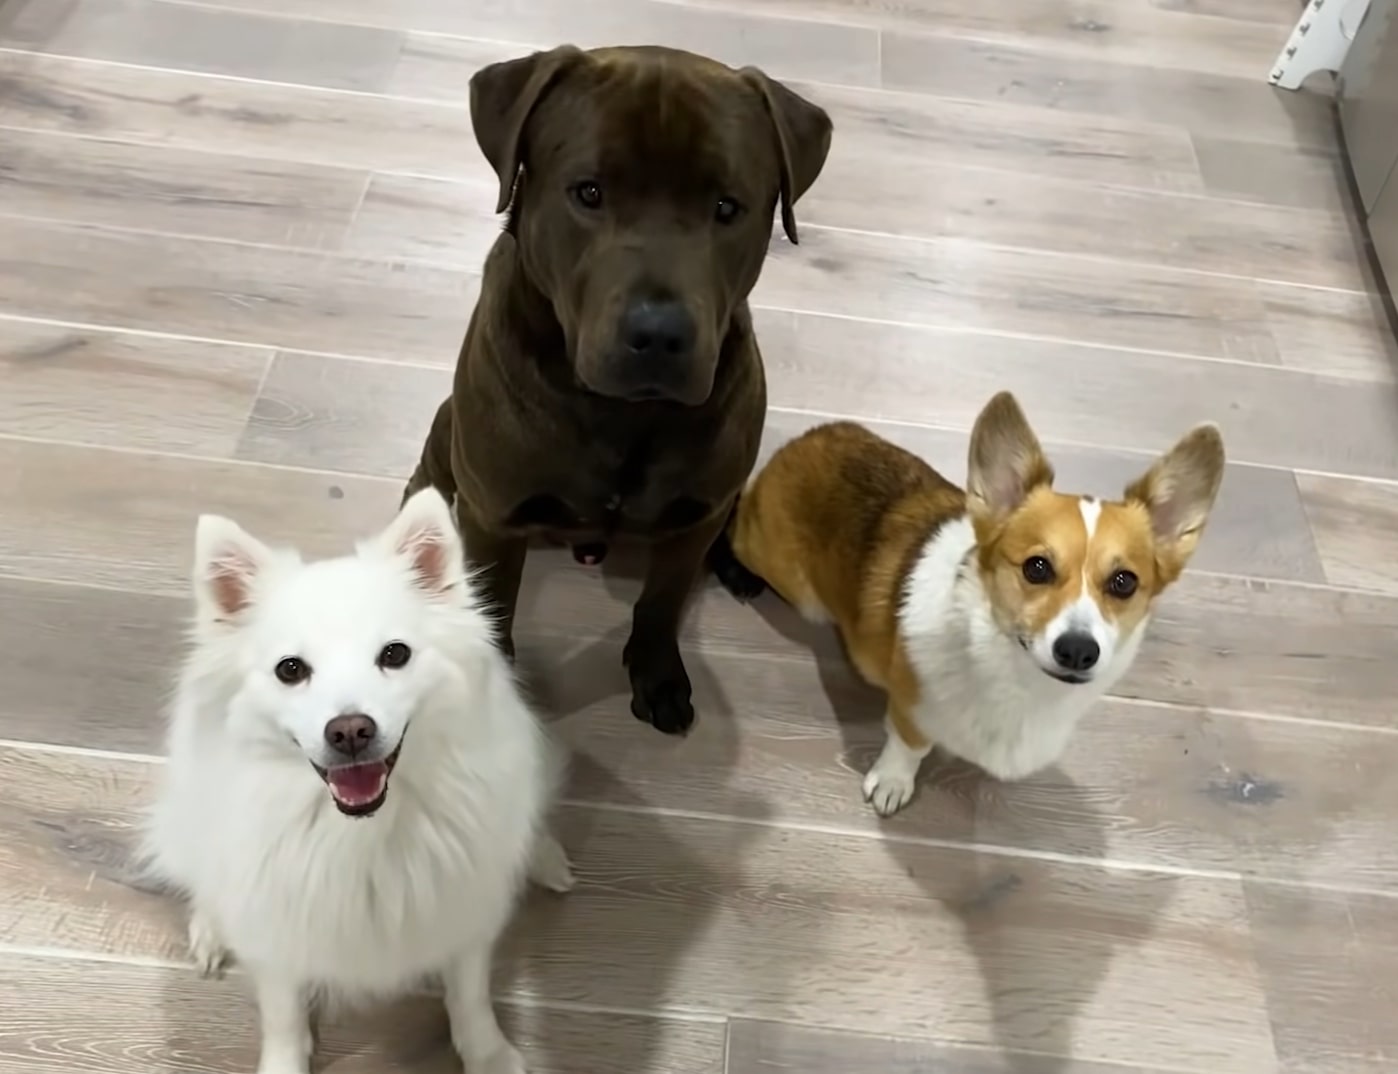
<box><xmin>187</xmin><ymin>912</ymin><xmax>230</xmax><ymax>978</ymax></box>
<box><xmin>527</xmin><ymin>833</ymin><xmax>576</xmax><ymax>893</ymax></box>
<box><xmin>862</xmin><ymin>765</ymin><xmax>917</xmax><ymax>816</ymax></box>
<box><xmin>862</xmin><ymin>736</ymin><xmax>926</xmax><ymax>817</ymax></box>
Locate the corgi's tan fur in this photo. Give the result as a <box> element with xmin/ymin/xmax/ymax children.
<box><xmin>713</xmin><ymin>392</ymin><xmax>1225</xmax><ymax>816</ymax></box>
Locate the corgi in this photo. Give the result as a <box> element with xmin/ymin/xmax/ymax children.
<box><xmin>142</xmin><ymin>488</ymin><xmax>574</xmax><ymax>1074</ymax></box>
<box><xmin>710</xmin><ymin>392</ymin><xmax>1225</xmax><ymax>816</ymax></box>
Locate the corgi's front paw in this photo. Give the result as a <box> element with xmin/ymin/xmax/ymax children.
<box><xmin>862</xmin><ymin>736</ymin><xmax>927</xmax><ymax>817</ymax></box>
<box><xmin>862</xmin><ymin>765</ymin><xmax>917</xmax><ymax>816</ymax></box>
<box><xmin>527</xmin><ymin>833</ymin><xmax>576</xmax><ymax>894</ymax></box>
<box><xmin>187</xmin><ymin>912</ymin><xmax>230</xmax><ymax>978</ymax></box>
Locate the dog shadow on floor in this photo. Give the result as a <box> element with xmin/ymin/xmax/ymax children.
<box><xmin>496</xmin><ymin>749</ymin><xmax>770</xmax><ymax>1074</ymax></box>
<box><xmin>731</xmin><ymin>587</ymin><xmax>1176</xmax><ymax>1072</ymax></box>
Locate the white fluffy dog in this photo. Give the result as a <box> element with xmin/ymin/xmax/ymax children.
<box><xmin>144</xmin><ymin>487</ymin><xmax>573</xmax><ymax>1074</ymax></box>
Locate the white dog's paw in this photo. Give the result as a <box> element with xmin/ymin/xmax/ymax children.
<box><xmin>527</xmin><ymin>833</ymin><xmax>576</xmax><ymax>894</ymax></box>
<box><xmin>187</xmin><ymin>913</ymin><xmax>230</xmax><ymax>978</ymax></box>
<box><xmin>470</xmin><ymin>1043</ymin><xmax>527</xmax><ymax>1074</ymax></box>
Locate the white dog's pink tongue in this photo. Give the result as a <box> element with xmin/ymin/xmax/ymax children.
<box><xmin>327</xmin><ymin>762</ymin><xmax>388</xmax><ymax>807</ymax></box>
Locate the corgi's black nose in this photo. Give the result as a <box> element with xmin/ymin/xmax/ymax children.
<box><xmin>1052</xmin><ymin>632</ymin><xmax>1100</xmax><ymax>673</ymax></box>
<box><xmin>324</xmin><ymin>713</ymin><xmax>377</xmax><ymax>757</ymax></box>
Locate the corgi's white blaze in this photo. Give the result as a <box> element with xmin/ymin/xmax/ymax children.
<box><xmin>894</xmin><ymin>513</ymin><xmax>1145</xmax><ymax>785</ymax></box>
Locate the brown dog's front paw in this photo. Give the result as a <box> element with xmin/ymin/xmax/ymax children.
<box><xmin>623</xmin><ymin>640</ymin><xmax>694</xmax><ymax>735</ymax></box>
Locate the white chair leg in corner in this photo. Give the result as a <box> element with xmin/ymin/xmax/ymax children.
<box><xmin>1269</xmin><ymin>0</ymin><xmax>1374</xmax><ymax>90</ymax></box>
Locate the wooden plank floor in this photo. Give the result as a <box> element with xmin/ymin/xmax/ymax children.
<box><xmin>2</xmin><ymin>0</ymin><xmax>1397</xmax><ymax>1070</ymax></box>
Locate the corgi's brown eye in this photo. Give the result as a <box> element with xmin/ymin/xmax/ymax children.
<box><xmin>1022</xmin><ymin>556</ymin><xmax>1055</xmax><ymax>585</ymax></box>
<box><xmin>1107</xmin><ymin>570</ymin><xmax>1139</xmax><ymax>599</ymax></box>
<box><xmin>377</xmin><ymin>642</ymin><xmax>412</xmax><ymax>670</ymax></box>
<box><xmin>274</xmin><ymin>657</ymin><xmax>311</xmax><ymax>685</ymax></box>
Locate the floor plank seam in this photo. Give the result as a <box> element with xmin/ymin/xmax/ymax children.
<box><xmin>11</xmin><ymin>297</ymin><xmax>1384</xmax><ymax>389</ymax></box>
<box><xmin>0</xmin><ymin>187</ymin><xmax>1369</xmax><ymax>302</ymax></box>
<box><xmin>9</xmin><ymin>735</ymin><xmax>1398</xmax><ymax>898</ymax></box>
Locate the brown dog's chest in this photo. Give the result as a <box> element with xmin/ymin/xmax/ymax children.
<box><xmin>501</xmin><ymin>442</ymin><xmax>716</xmax><ymax>542</ymax></box>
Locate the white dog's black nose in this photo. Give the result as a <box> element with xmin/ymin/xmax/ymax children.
<box><xmin>1052</xmin><ymin>632</ymin><xmax>1100</xmax><ymax>673</ymax></box>
<box><xmin>325</xmin><ymin>713</ymin><xmax>377</xmax><ymax>758</ymax></box>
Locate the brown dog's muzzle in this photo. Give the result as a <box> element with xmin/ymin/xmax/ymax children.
<box><xmin>609</xmin><ymin>294</ymin><xmax>701</xmax><ymax>401</ymax></box>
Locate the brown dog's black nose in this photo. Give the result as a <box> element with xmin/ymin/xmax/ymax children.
<box><xmin>324</xmin><ymin>713</ymin><xmax>377</xmax><ymax>758</ymax></box>
<box><xmin>620</xmin><ymin>298</ymin><xmax>696</xmax><ymax>364</ymax></box>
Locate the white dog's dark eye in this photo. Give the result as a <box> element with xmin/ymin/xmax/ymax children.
<box><xmin>377</xmin><ymin>642</ymin><xmax>412</xmax><ymax>670</ymax></box>
<box><xmin>1107</xmin><ymin>570</ymin><xmax>1139</xmax><ymax>598</ymax></box>
<box><xmin>1021</xmin><ymin>556</ymin><xmax>1055</xmax><ymax>585</ymax></box>
<box><xmin>715</xmin><ymin>196</ymin><xmax>743</xmax><ymax>224</ymax></box>
<box><xmin>274</xmin><ymin>657</ymin><xmax>311</xmax><ymax>685</ymax></box>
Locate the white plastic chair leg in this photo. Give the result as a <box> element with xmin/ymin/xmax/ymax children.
<box><xmin>1269</xmin><ymin>0</ymin><xmax>1374</xmax><ymax>90</ymax></box>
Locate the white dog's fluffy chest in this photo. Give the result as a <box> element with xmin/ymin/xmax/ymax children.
<box><xmin>151</xmin><ymin>693</ymin><xmax>541</xmax><ymax>998</ymax></box>
<box><xmin>899</xmin><ymin>517</ymin><xmax>1131</xmax><ymax>781</ymax></box>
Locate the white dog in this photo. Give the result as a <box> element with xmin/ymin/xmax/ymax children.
<box><xmin>143</xmin><ymin>487</ymin><xmax>573</xmax><ymax>1074</ymax></box>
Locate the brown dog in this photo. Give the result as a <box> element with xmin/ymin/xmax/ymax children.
<box><xmin>402</xmin><ymin>45</ymin><xmax>832</xmax><ymax>734</ymax></box>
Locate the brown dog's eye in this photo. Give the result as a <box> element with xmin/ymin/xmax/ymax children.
<box><xmin>715</xmin><ymin>197</ymin><xmax>743</xmax><ymax>225</ymax></box>
<box><xmin>1021</xmin><ymin>556</ymin><xmax>1055</xmax><ymax>585</ymax></box>
<box><xmin>570</xmin><ymin>181</ymin><xmax>603</xmax><ymax>210</ymax></box>
<box><xmin>1107</xmin><ymin>570</ymin><xmax>1139</xmax><ymax>599</ymax></box>
<box><xmin>377</xmin><ymin>642</ymin><xmax>412</xmax><ymax>670</ymax></box>
<box><xmin>274</xmin><ymin>657</ymin><xmax>311</xmax><ymax>685</ymax></box>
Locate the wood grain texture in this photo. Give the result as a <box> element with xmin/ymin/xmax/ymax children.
<box><xmin>0</xmin><ymin>580</ymin><xmax>188</xmax><ymax>754</ymax></box>
<box><xmin>1191</xmin><ymin>136</ymin><xmax>1352</xmax><ymax>212</ymax></box>
<box><xmin>0</xmin><ymin>50</ymin><xmax>489</xmax><ymax>181</ymax></box>
<box><xmin>1259</xmin><ymin>282</ymin><xmax>1398</xmax><ymax>382</ymax></box>
<box><xmin>0</xmin><ymin>216</ymin><xmax>474</xmax><ymax>362</ymax></box>
<box><xmin>0</xmin><ymin>951</ymin><xmax>728</xmax><ymax>1073</ymax></box>
<box><xmin>601</xmin><ymin>0</ymin><xmax>1284</xmax><ymax>78</ymax></box>
<box><xmin>1296</xmin><ymin>475</ymin><xmax>1398</xmax><ymax>593</ymax></box>
<box><xmin>1245</xmin><ymin>883</ymin><xmax>1398</xmax><ymax>1072</ymax></box>
<box><xmin>0</xmin><ymin>0</ymin><xmax>406</xmax><ymax>90</ymax></box>
<box><xmin>752</xmin><ymin>310</ymin><xmax>1398</xmax><ymax>479</ymax></box>
<box><xmin>0</xmin><ymin>127</ymin><xmax>369</xmax><ymax>247</ymax></box>
<box><xmin>234</xmin><ymin>351</ymin><xmax>1327</xmax><ymax>584</ymax></box>
<box><xmin>878</xmin><ymin>32</ymin><xmax>1336</xmax><ymax>149</ymax></box>
<box><xmin>725</xmin><ymin>1019</ymin><xmax>1179</xmax><ymax>1073</ymax></box>
<box><xmin>0</xmin><ymin>438</ymin><xmax>397</xmax><ymax>593</ymax></box>
<box><xmin>0</xmin><ymin>746</ymin><xmax>1276</xmax><ymax>1069</ymax></box>
<box><xmin>0</xmin><ymin>319</ymin><xmax>269</xmax><ymax>454</ymax></box>
<box><xmin>127</xmin><ymin>0</ymin><xmax>883</xmax><ymax>85</ymax></box>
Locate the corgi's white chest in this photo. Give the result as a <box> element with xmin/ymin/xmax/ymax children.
<box><xmin>898</xmin><ymin>517</ymin><xmax>1129</xmax><ymax>781</ymax></box>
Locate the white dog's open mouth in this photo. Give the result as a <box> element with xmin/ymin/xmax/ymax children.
<box><xmin>312</xmin><ymin>746</ymin><xmax>401</xmax><ymax>817</ymax></box>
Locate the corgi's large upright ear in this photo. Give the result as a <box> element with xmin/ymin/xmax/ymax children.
<box><xmin>470</xmin><ymin>45</ymin><xmax>587</xmax><ymax>215</ymax></box>
<box><xmin>378</xmin><ymin>488</ymin><xmax>465</xmax><ymax>599</ymax></box>
<box><xmin>966</xmin><ymin>391</ymin><xmax>1054</xmax><ymax>524</ymax></box>
<box><xmin>1125</xmin><ymin>423</ymin><xmax>1226</xmax><ymax>586</ymax></box>
<box><xmin>194</xmin><ymin>514</ymin><xmax>275</xmax><ymax>624</ymax></box>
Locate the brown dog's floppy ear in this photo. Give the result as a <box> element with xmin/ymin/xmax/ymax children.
<box><xmin>740</xmin><ymin>69</ymin><xmax>833</xmax><ymax>244</ymax></box>
<box><xmin>470</xmin><ymin>45</ymin><xmax>586</xmax><ymax>214</ymax></box>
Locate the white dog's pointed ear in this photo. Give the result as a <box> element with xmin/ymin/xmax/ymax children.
<box><xmin>378</xmin><ymin>488</ymin><xmax>465</xmax><ymax>598</ymax></box>
<box><xmin>194</xmin><ymin>514</ymin><xmax>274</xmax><ymax>622</ymax></box>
